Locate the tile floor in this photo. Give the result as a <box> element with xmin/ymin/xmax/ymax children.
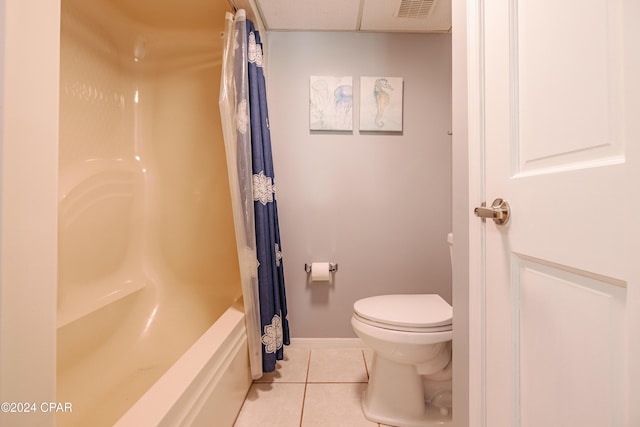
<box><xmin>233</xmin><ymin>347</ymin><xmax>397</xmax><ymax>427</ymax></box>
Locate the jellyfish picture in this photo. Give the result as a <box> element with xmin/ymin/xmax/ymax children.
<box><xmin>309</xmin><ymin>76</ymin><xmax>353</xmax><ymax>131</ymax></box>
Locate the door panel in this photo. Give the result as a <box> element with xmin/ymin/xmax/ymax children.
<box><xmin>516</xmin><ymin>0</ymin><xmax>624</xmax><ymax>173</ymax></box>
<box><xmin>478</xmin><ymin>0</ymin><xmax>636</xmax><ymax>426</ymax></box>
<box><xmin>518</xmin><ymin>257</ymin><xmax>625</xmax><ymax>426</ymax></box>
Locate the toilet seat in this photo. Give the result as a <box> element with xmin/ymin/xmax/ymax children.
<box><xmin>353</xmin><ymin>294</ymin><xmax>452</xmax><ymax>333</ymax></box>
<box><xmin>353</xmin><ymin>313</ymin><xmax>452</xmax><ymax>333</ymax></box>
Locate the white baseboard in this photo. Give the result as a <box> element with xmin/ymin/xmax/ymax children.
<box><xmin>288</xmin><ymin>337</ymin><xmax>366</xmax><ymax>349</ymax></box>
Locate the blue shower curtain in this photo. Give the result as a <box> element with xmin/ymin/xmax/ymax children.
<box><xmin>221</xmin><ymin>10</ymin><xmax>289</xmax><ymax>375</ymax></box>
<box><xmin>246</xmin><ymin>20</ymin><xmax>290</xmax><ymax>372</ymax></box>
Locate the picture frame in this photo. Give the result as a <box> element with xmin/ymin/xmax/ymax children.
<box><xmin>359</xmin><ymin>76</ymin><xmax>404</xmax><ymax>132</ymax></box>
<box><xmin>309</xmin><ymin>76</ymin><xmax>353</xmax><ymax>131</ymax></box>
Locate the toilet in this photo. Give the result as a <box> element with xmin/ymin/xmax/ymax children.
<box><xmin>351</xmin><ymin>234</ymin><xmax>453</xmax><ymax>426</ymax></box>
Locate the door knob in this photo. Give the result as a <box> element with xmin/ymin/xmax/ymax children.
<box><xmin>474</xmin><ymin>198</ymin><xmax>511</xmax><ymax>225</ymax></box>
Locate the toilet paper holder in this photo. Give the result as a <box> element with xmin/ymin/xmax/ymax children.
<box><xmin>304</xmin><ymin>263</ymin><xmax>338</xmax><ymax>273</ymax></box>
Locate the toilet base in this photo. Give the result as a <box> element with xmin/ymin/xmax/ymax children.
<box><xmin>362</xmin><ymin>394</ymin><xmax>453</xmax><ymax>427</ymax></box>
<box><xmin>362</xmin><ymin>354</ymin><xmax>452</xmax><ymax>427</ymax></box>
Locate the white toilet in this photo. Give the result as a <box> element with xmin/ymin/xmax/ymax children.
<box><xmin>351</xmin><ymin>233</ymin><xmax>453</xmax><ymax>426</ymax></box>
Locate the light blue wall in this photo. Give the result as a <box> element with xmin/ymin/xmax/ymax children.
<box><xmin>267</xmin><ymin>31</ymin><xmax>452</xmax><ymax>337</ymax></box>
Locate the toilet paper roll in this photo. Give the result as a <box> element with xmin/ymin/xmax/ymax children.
<box><xmin>311</xmin><ymin>262</ymin><xmax>331</xmax><ymax>281</ymax></box>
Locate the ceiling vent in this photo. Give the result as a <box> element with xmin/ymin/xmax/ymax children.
<box><xmin>395</xmin><ymin>0</ymin><xmax>435</xmax><ymax>19</ymax></box>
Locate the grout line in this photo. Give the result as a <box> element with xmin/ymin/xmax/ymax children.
<box><xmin>299</xmin><ymin>381</ymin><xmax>307</xmax><ymax>427</ymax></box>
<box><xmin>255</xmin><ymin>381</ymin><xmax>307</xmax><ymax>384</ymax></box>
<box><xmin>299</xmin><ymin>349</ymin><xmax>312</xmax><ymax>426</ymax></box>
<box><xmin>289</xmin><ymin>337</ymin><xmax>365</xmax><ymax>349</ymax></box>
<box><xmin>305</xmin><ymin>349</ymin><xmax>312</xmax><ymax>383</ymax></box>
<box><xmin>241</xmin><ymin>348</ymin><xmax>377</xmax><ymax>427</ymax></box>
<box><xmin>307</xmin><ymin>381</ymin><xmax>368</xmax><ymax>385</ymax></box>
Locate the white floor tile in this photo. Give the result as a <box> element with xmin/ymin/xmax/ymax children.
<box><xmin>255</xmin><ymin>348</ymin><xmax>310</xmax><ymax>383</ymax></box>
<box><xmin>307</xmin><ymin>348</ymin><xmax>368</xmax><ymax>383</ymax></box>
<box><xmin>301</xmin><ymin>383</ymin><xmax>377</xmax><ymax>427</ymax></box>
<box><xmin>233</xmin><ymin>383</ymin><xmax>305</xmax><ymax>427</ymax></box>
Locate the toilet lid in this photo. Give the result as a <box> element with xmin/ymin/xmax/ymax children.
<box><xmin>353</xmin><ymin>294</ymin><xmax>452</xmax><ymax>329</ymax></box>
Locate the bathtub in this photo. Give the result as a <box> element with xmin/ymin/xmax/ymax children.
<box><xmin>57</xmin><ymin>0</ymin><xmax>249</xmax><ymax>425</ymax></box>
<box><xmin>115</xmin><ymin>302</ymin><xmax>252</xmax><ymax>427</ymax></box>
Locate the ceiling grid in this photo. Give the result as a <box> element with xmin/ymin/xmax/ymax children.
<box><xmin>252</xmin><ymin>0</ymin><xmax>451</xmax><ymax>33</ymax></box>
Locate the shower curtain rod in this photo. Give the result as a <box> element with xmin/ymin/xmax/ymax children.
<box><xmin>224</xmin><ymin>0</ymin><xmax>267</xmax><ymax>35</ymax></box>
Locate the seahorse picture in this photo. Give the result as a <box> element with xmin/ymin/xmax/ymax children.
<box><xmin>309</xmin><ymin>76</ymin><xmax>353</xmax><ymax>131</ymax></box>
<box><xmin>359</xmin><ymin>76</ymin><xmax>403</xmax><ymax>132</ymax></box>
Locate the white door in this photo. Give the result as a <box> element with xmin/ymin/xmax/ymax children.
<box><xmin>468</xmin><ymin>0</ymin><xmax>640</xmax><ymax>426</ymax></box>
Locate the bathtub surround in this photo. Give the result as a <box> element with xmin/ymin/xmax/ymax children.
<box><xmin>268</xmin><ymin>31</ymin><xmax>452</xmax><ymax>338</ymax></box>
<box><xmin>57</xmin><ymin>0</ymin><xmax>242</xmax><ymax>424</ymax></box>
<box><xmin>221</xmin><ymin>10</ymin><xmax>291</xmax><ymax>378</ymax></box>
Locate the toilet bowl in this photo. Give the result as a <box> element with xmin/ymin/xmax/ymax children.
<box><xmin>352</xmin><ymin>234</ymin><xmax>453</xmax><ymax>426</ymax></box>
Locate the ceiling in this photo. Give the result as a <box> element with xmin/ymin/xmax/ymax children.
<box><xmin>234</xmin><ymin>0</ymin><xmax>451</xmax><ymax>33</ymax></box>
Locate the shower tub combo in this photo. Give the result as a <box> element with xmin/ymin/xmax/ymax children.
<box><xmin>57</xmin><ymin>0</ymin><xmax>250</xmax><ymax>425</ymax></box>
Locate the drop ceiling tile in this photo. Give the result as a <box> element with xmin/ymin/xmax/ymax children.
<box><xmin>360</xmin><ymin>0</ymin><xmax>451</xmax><ymax>33</ymax></box>
<box><xmin>256</xmin><ymin>0</ymin><xmax>362</xmax><ymax>31</ymax></box>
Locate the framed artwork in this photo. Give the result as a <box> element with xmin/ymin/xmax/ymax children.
<box><xmin>309</xmin><ymin>76</ymin><xmax>353</xmax><ymax>131</ymax></box>
<box><xmin>359</xmin><ymin>76</ymin><xmax>404</xmax><ymax>132</ymax></box>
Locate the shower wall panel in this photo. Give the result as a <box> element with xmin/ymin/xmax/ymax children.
<box><xmin>57</xmin><ymin>0</ymin><xmax>240</xmax><ymax>425</ymax></box>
